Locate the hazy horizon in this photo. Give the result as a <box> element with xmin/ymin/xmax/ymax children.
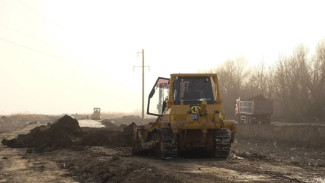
<box><xmin>1</xmin><ymin>0</ymin><xmax>325</xmax><ymax>115</ymax></box>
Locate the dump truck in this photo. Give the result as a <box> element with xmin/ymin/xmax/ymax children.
<box><xmin>235</xmin><ymin>95</ymin><xmax>273</xmax><ymax>124</ymax></box>
<box><xmin>91</xmin><ymin>107</ymin><xmax>101</xmax><ymax>120</ymax></box>
<box><xmin>132</xmin><ymin>73</ymin><xmax>237</xmax><ymax>159</ymax></box>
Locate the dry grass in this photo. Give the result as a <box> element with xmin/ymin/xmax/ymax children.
<box><xmin>236</xmin><ymin>124</ymin><xmax>325</xmax><ymax>148</ymax></box>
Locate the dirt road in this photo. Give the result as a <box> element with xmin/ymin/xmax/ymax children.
<box><xmin>78</xmin><ymin>120</ymin><xmax>105</xmax><ymax>128</ymax></box>
<box><xmin>1</xmin><ymin>123</ymin><xmax>324</xmax><ymax>183</ymax></box>
<box><xmin>1</xmin><ymin>145</ymin><xmax>324</xmax><ymax>183</ymax></box>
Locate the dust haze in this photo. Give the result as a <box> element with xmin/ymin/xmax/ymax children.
<box><xmin>1</xmin><ymin>0</ymin><xmax>325</xmax><ymax>183</ymax></box>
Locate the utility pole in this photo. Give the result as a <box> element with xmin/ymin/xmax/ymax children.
<box><xmin>134</xmin><ymin>49</ymin><xmax>149</xmax><ymax>122</ymax></box>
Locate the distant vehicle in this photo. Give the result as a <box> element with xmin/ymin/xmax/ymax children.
<box><xmin>235</xmin><ymin>95</ymin><xmax>273</xmax><ymax>124</ymax></box>
<box><xmin>91</xmin><ymin>107</ymin><xmax>101</xmax><ymax>120</ymax></box>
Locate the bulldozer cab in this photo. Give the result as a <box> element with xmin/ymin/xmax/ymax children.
<box><xmin>93</xmin><ymin>108</ymin><xmax>101</xmax><ymax>113</ymax></box>
<box><xmin>173</xmin><ymin>76</ymin><xmax>215</xmax><ymax>105</ymax></box>
<box><xmin>147</xmin><ymin>75</ymin><xmax>217</xmax><ymax>116</ymax></box>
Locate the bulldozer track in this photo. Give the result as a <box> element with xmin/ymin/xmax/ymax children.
<box><xmin>214</xmin><ymin>129</ymin><xmax>231</xmax><ymax>158</ymax></box>
<box><xmin>153</xmin><ymin>128</ymin><xmax>178</xmax><ymax>159</ymax></box>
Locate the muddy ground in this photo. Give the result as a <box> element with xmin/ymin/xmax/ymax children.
<box><xmin>0</xmin><ymin>119</ymin><xmax>324</xmax><ymax>183</ymax></box>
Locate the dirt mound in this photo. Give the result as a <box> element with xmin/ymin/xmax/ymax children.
<box><xmin>2</xmin><ymin>115</ymin><xmax>82</xmax><ymax>152</ymax></box>
<box><xmin>111</xmin><ymin>116</ymin><xmax>156</xmax><ymax>126</ymax></box>
<box><xmin>79</xmin><ymin>123</ymin><xmax>136</xmax><ymax>147</ymax></box>
<box><xmin>101</xmin><ymin>119</ymin><xmax>121</xmax><ymax>130</ymax></box>
<box><xmin>2</xmin><ymin>116</ymin><xmax>135</xmax><ymax>152</ymax></box>
<box><xmin>79</xmin><ymin>128</ymin><xmax>126</xmax><ymax>146</ymax></box>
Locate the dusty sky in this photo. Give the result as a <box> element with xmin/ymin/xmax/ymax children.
<box><xmin>1</xmin><ymin>0</ymin><xmax>325</xmax><ymax>115</ymax></box>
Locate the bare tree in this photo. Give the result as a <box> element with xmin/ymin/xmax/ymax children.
<box><xmin>310</xmin><ymin>41</ymin><xmax>325</xmax><ymax>120</ymax></box>
<box><xmin>208</xmin><ymin>40</ymin><xmax>325</xmax><ymax>122</ymax></box>
<box><xmin>210</xmin><ymin>58</ymin><xmax>249</xmax><ymax>118</ymax></box>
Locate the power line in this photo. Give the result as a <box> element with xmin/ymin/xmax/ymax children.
<box><xmin>13</xmin><ymin>0</ymin><xmax>85</xmax><ymax>52</ymax></box>
<box><xmin>4</xmin><ymin>25</ymin><xmax>46</xmax><ymax>44</ymax></box>
<box><xmin>0</xmin><ymin>36</ymin><xmax>64</xmax><ymax>60</ymax></box>
<box><xmin>0</xmin><ymin>1</ymin><xmax>66</xmax><ymax>59</ymax></box>
<box><xmin>16</xmin><ymin>0</ymin><xmax>63</xmax><ymax>30</ymax></box>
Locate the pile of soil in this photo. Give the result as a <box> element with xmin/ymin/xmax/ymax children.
<box><xmin>101</xmin><ymin>119</ymin><xmax>121</xmax><ymax>130</ymax></box>
<box><xmin>2</xmin><ymin>115</ymin><xmax>82</xmax><ymax>152</ymax></box>
<box><xmin>1</xmin><ymin>115</ymin><xmax>135</xmax><ymax>152</ymax></box>
<box><xmin>111</xmin><ymin>116</ymin><xmax>156</xmax><ymax>126</ymax></box>
<box><xmin>80</xmin><ymin>128</ymin><xmax>129</xmax><ymax>146</ymax></box>
<box><xmin>79</xmin><ymin>122</ymin><xmax>135</xmax><ymax>147</ymax></box>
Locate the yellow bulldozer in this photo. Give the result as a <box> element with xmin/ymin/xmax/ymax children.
<box><xmin>132</xmin><ymin>73</ymin><xmax>237</xmax><ymax>159</ymax></box>
<box><xmin>91</xmin><ymin>107</ymin><xmax>101</xmax><ymax>120</ymax></box>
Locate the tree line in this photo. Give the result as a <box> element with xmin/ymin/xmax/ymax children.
<box><xmin>210</xmin><ymin>41</ymin><xmax>325</xmax><ymax>123</ymax></box>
